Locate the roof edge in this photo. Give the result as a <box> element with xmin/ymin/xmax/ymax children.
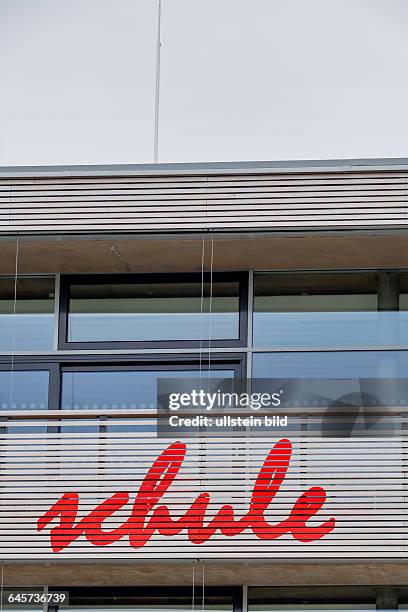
<box><xmin>1</xmin><ymin>157</ymin><xmax>408</xmax><ymax>178</ymax></box>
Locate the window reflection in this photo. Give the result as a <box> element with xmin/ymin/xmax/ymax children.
<box><xmin>4</xmin><ymin>420</ymin><xmax>47</xmax><ymax>434</ymax></box>
<box><xmin>252</xmin><ymin>351</ymin><xmax>407</xmax><ymax>437</ymax></box>
<box><xmin>248</xmin><ymin>586</ymin><xmax>376</xmax><ymax>612</ymax></box>
<box><xmin>58</xmin><ymin>588</ymin><xmax>234</xmax><ymax>612</ymax></box>
<box><xmin>397</xmin><ymin>273</ymin><xmax>408</xmax><ymax>343</ymax></box>
<box><xmin>67</xmin><ymin>280</ymin><xmax>240</xmax><ymax>342</ymax></box>
<box><xmin>0</xmin><ymin>370</ymin><xmax>49</xmax><ymax>410</ymax></box>
<box><xmin>61</xmin><ymin>368</ymin><xmax>235</xmax><ymax>410</ymax></box>
<box><xmin>58</xmin><ymin>420</ymin><xmax>155</xmax><ymax>434</ymax></box>
<box><xmin>58</xmin><ymin>422</ymin><xmax>99</xmax><ymax>434</ymax></box>
<box><xmin>252</xmin><ymin>351</ymin><xmax>408</xmax><ymax>379</ymax></box>
<box><xmin>0</xmin><ymin>277</ymin><xmax>55</xmax><ymax>351</ymax></box>
<box><xmin>62</xmin><ymin>605</ymin><xmax>231</xmax><ymax>612</ymax></box>
<box><xmin>250</xmin><ymin>607</ymin><xmax>375</xmax><ymax>611</ymax></box>
<box><xmin>253</xmin><ymin>272</ymin><xmax>379</xmax><ymax>348</ymax></box>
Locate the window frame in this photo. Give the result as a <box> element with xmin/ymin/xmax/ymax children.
<box><xmin>58</xmin><ymin>353</ymin><xmax>245</xmax><ymax>406</ymax></box>
<box><xmin>0</xmin><ymin>354</ymin><xmax>245</xmax><ymax>431</ymax></box>
<box><xmin>247</xmin><ymin>585</ymin><xmax>377</xmax><ymax>609</ymax></box>
<box><xmin>251</xmin><ymin>269</ymin><xmax>402</xmax><ymax>351</ymax></box>
<box><xmin>0</xmin><ymin>361</ymin><xmax>57</xmax><ymax>412</ymax></box>
<box><xmin>58</xmin><ymin>272</ymin><xmax>248</xmax><ymax>350</ymax></box>
<box><xmin>0</xmin><ymin>353</ymin><xmax>245</xmax><ymax>406</ymax></box>
<box><xmin>0</xmin><ymin>274</ymin><xmax>56</xmax><ymax>352</ymax></box>
<box><xmin>55</xmin><ymin>354</ymin><xmax>245</xmax><ymax>433</ymax></box>
<box><xmin>54</xmin><ymin>585</ymin><xmax>242</xmax><ymax>612</ymax></box>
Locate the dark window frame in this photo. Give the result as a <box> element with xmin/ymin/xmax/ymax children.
<box><xmin>252</xmin><ymin>269</ymin><xmax>401</xmax><ymax>308</ymax></box>
<box><xmin>0</xmin><ymin>361</ymin><xmax>58</xmax><ymax>410</ymax></box>
<box><xmin>0</xmin><ymin>354</ymin><xmax>245</xmax><ymax>405</ymax></box>
<box><xmin>247</xmin><ymin>585</ymin><xmax>377</xmax><ymax>608</ymax></box>
<box><xmin>0</xmin><ymin>274</ymin><xmax>56</xmax><ymax>352</ymax></box>
<box><xmin>58</xmin><ymin>353</ymin><xmax>245</xmax><ymax>415</ymax></box>
<box><xmin>58</xmin><ymin>272</ymin><xmax>248</xmax><ymax>350</ymax></box>
<box><xmin>252</xmin><ymin>269</ymin><xmax>404</xmax><ymax>349</ymax></box>
<box><xmin>0</xmin><ymin>354</ymin><xmax>245</xmax><ymax>433</ymax></box>
<box><xmin>54</xmin><ymin>585</ymin><xmax>242</xmax><ymax>612</ymax></box>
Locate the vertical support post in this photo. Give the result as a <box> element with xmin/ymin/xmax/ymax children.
<box><xmin>153</xmin><ymin>0</ymin><xmax>162</xmax><ymax>163</ymax></box>
<box><xmin>242</xmin><ymin>585</ymin><xmax>248</xmax><ymax>612</ymax></box>
<box><xmin>245</xmin><ymin>271</ymin><xmax>254</xmax><ymax>497</ymax></box>
<box><xmin>376</xmin><ymin>586</ymin><xmax>398</xmax><ymax>609</ymax></box>
<box><xmin>246</xmin><ymin>270</ymin><xmax>254</xmax><ymax>380</ymax></box>
<box><xmin>43</xmin><ymin>586</ymin><xmax>48</xmax><ymax>612</ymax></box>
<box><xmin>378</xmin><ymin>271</ymin><xmax>399</xmax><ymax>312</ymax></box>
<box><xmin>377</xmin><ymin>271</ymin><xmax>399</xmax><ymax>375</ymax></box>
<box><xmin>53</xmin><ymin>274</ymin><xmax>61</xmax><ymax>351</ymax></box>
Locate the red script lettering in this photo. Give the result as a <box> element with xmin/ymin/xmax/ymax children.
<box><xmin>37</xmin><ymin>439</ymin><xmax>335</xmax><ymax>552</ymax></box>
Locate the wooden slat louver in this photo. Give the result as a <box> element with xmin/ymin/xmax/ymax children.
<box><xmin>0</xmin><ymin>169</ymin><xmax>407</xmax><ymax>233</ymax></box>
<box><xmin>0</xmin><ymin>420</ymin><xmax>406</xmax><ymax>560</ymax></box>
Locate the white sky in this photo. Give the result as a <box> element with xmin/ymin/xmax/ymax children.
<box><xmin>0</xmin><ymin>0</ymin><xmax>407</xmax><ymax>166</ymax></box>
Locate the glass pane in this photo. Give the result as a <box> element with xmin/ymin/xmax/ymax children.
<box><xmin>62</xmin><ymin>603</ymin><xmax>231</xmax><ymax>612</ymax></box>
<box><xmin>248</xmin><ymin>587</ymin><xmax>376</xmax><ymax>611</ymax></box>
<box><xmin>0</xmin><ymin>370</ymin><xmax>49</xmax><ymax>410</ymax></box>
<box><xmin>68</xmin><ymin>281</ymin><xmax>239</xmax><ymax>342</ymax></box>
<box><xmin>252</xmin><ymin>351</ymin><xmax>408</xmax><ymax>379</ymax></box>
<box><xmin>398</xmin><ymin>286</ymin><xmax>408</xmax><ymax>343</ymax></box>
<box><xmin>58</xmin><ymin>422</ymin><xmax>99</xmax><ymax>433</ymax></box>
<box><xmin>253</xmin><ymin>273</ymin><xmax>378</xmax><ymax>348</ymax></box>
<box><xmin>61</xmin><ymin>368</ymin><xmax>235</xmax><ymax>410</ymax></box>
<box><xmin>2</xmin><ymin>607</ymin><xmax>43</xmax><ymax>612</ymax></box>
<box><xmin>0</xmin><ymin>277</ymin><xmax>55</xmax><ymax>351</ymax></box>
<box><xmin>58</xmin><ymin>419</ymin><xmax>159</xmax><ymax>434</ymax></box>
<box><xmin>105</xmin><ymin>422</ymin><xmax>153</xmax><ymax>433</ymax></box>
<box><xmin>59</xmin><ymin>590</ymin><xmax>233</xmax><ymax>611</ymax></box>
<box><xmin>250</xmin><ymin>606</ymin><xmax>374</xmax><ymax>612</ymax></box>
<box><xmin>5</xmin><ymin>421</ymin><xmax>47</xmax><ymax>434</ymax></box>
<box><xmin>253</xmin><ymin>351</ymin><xmax>408</xmax><ymax>436</ymax></box>
<box><xmin>251</xmin><ymin>607</ymin><xmax>375</xmax><ymax>611</ymax></box>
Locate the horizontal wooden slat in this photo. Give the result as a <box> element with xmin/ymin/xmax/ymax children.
<box><xmin>1</xmin><ymin>169</ymin><xmax>407</xmax><ymax>233</ymax></box>
<box><xmin>0</xmin><ymin>417</ymin><xmax>407</xmax><ymax>560</ymax></box>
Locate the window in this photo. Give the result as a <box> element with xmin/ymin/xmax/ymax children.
<box><xmin>57</xmin><ymin>358</ymin><xmax>242</xmax><ymax>434</ymax></box>
<box><xmin>0</xmin><ymin>368</ymin><xmax>49</xmax><ymax>411</ymax></box>
<box><xmin>0</xmin><ymin>277</ymin><xmax>55</xmax><ymax>351</ymax></box>
<box><xmin>56</xmin><ymin>421</ymin><xmax>101</xmax><ymax>434</ymax></box>
<box><xmin>60</xmin><ymin>273</ymin><xmax>247</xmax><ymax>348</ymax></box>
<box><xmin>252</xmin><ymin>350</ymin><xmax>406</xmax><ymax>436</ymax></box>
<box><xmin>59</xmin><ymin>607</ymin><xmax>230</xmax><ymax>612</ymax></box>
<box><xmin>252</xmin><ymin>350</ymin><xmax>408</xmax><ymax>379</ymax></box>
<box><xmin>250</xmin><ymin>606</ymin><xmax>375</xmax><ymax>612</ymax></box>
<box><xmin>60</xmin><ymin>364</ymin><xmax>238</xmax><ymax>411</ymax></box>
<box><xmin>57</xmin><ymin>587</ymin><xmax>237</xmax><ymax>612</ymax></box>
<box><xmin>253</xmin><ymin>272</ymin><xmax>378</xmax><ymax>348</ymax></box>
<box><xmin>3</xmin><ymin>419</ymin><xmax>48</xmax><ymax>434</ymax></box>
<box><xmin>397</xmin><ymin>273</ymin><xmax>408</xmax><ymax>344</ymax></box>
<box><xmin>0</xmin><ymin>355</ymin><xmax>243</xmax><ymax>426</ymax></box>
<box><xmin>248</xmin><ymin>586</ymin><xmax>376</xmax><ymax>611</ymax></box>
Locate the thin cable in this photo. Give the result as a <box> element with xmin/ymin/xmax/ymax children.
<box><xmin>153</xmin><ymin>0</ymin><xmax>162</xmax><ymax>163</ymax></box>
<box><xmin>199</xmin><ymin>177</ymin><xmax>209</xmax><ymax>383</ymax></box>
<box><xmin>0</xmin><ymin>565</ymin><xmax>3</xmax><ymax>612</ymax></box>
<box><xmin>207</xmin><ymin>233</ymin><xmax>214</xmax><ymax>378</ymax></box>
<box><xmin>192</xmin><ymin>559</ymin><xmax>195</xmax><ymax>612</ymax></box>
<box><xmin>9</xmin><ymin>239</ymin><xmax>19</xmax><ymax>411</ymax></box>
<box><xmin>198</xmin><ymin>185</ymin><xmax>209</xmax><ymax>502</ymax></box>
<box><xmin>199</xmin><ymin>231</ymin><xmax>205</xmax><ymax>385</ymax></box>
<box><xmin>201</xmin><ymin>560</ymin><xmax>205</xmax><ymax>612</ymax></box>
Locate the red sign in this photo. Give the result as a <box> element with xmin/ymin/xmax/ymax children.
<box><xmin>37</xmin><ymin>438</ymin><xmax>335</xmax><ymax>553</ymax></box>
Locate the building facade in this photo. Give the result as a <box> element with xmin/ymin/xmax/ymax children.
<box><xmin>1</xmin><ymin>158</ymin><xmax>408</xmax><ymax>611</ymax></box>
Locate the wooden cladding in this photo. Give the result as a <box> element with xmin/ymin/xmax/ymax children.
<box><xmin>1</xmin><ymin>169</ymin><xmax>408</xmax><ymax>233</ymax></box>
<box><xmin>0</xmin><ymin>426</ymin><xmax>406</xmax><ymax>560</ymax></box>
